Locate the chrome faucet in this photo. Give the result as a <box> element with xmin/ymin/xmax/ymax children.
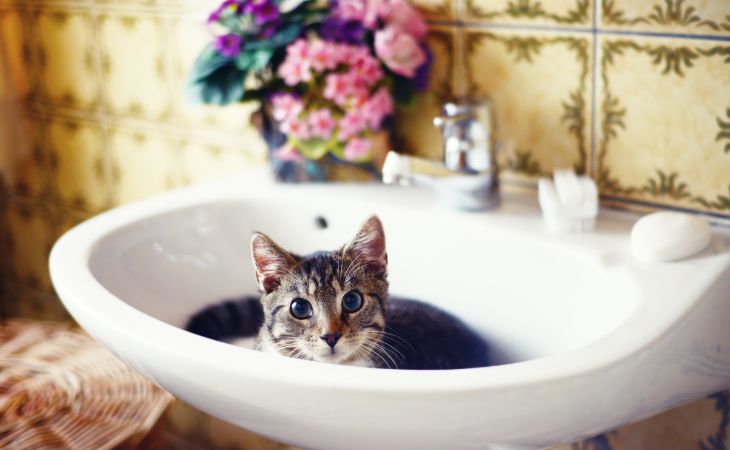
<box><xmin>382</xmin><ymin>99</ymin><xmax>500</xmax><ymax>211</ymax></box>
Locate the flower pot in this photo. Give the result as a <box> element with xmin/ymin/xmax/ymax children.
<box><xmin>254</xmin><ymin>106</ymin><xmax>389</xmax><ymax>183</ymax></box>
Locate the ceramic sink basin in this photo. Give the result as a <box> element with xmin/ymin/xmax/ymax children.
<box><xmin>50</xmin><ymin>169</ymin><xmax>730</xmax><ymax>450</ymax></box>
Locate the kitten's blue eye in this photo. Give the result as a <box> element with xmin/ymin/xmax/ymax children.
<box><xmin>342</xmin><ymin>291</ymin><xmax>363</xmax><ymax>313</ymax></box>
<box><xmin>289</xmin><ymin>298</ymin><xmax>312</xmax><ymax>319</ymax></box>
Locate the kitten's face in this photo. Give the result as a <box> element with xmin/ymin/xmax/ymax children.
<box><xmin>251</xmin><ymin>216</ymin><xmax>389</xmax><ymax>366</ymax></box>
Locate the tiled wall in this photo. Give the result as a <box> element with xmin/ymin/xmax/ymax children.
<box><xmin>0</xmin><ymin>0</ymin><xmax>728</xmax><ymax>449</ymax></box>
<box><xmin>401</xmin><ymin>0</ymin><xmax>730</xmax><ymax>222</ymax></box>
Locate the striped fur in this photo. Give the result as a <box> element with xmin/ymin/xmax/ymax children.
<box><xmin>185</xmin><ymin>216</ymin><xmax>489</xmax><ymax>369</ymax></box>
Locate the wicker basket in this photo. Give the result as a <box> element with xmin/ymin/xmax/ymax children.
<box><xmin>0</xmin><ymin>320</ymin><xmax>173</xmax><ymax>449</ymax></box>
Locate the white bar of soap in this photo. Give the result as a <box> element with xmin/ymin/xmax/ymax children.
<box><xmin>630</xmin><ymin>212</ymin><xmax>712</xmax><ymax>263</ymax></box>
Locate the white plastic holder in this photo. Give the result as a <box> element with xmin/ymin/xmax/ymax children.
<box><xmin>538</xmin><ymin>169</ymin><xmax>598</xmax><ymax>233</ymax></box>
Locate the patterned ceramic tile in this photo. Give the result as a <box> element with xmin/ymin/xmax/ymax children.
<box><xmin>204</xmin><ymin>415</ymin><xmax>282</xmax><ymax>450</ymax></box>
<box><xmin>56</xmin><ymin>205</ymin><xmax>93</xmax><ymax>238</ymax></box>
<box><xmin>597</xmin><ymin>35</ymin><xmax>730</xmax><ymax>215</ymax></box>
<box><xmin>464</xmin><ymin>27</ymin><xmax>592</xmax><ymax>183</ymax></box>
<box><xmin>394</xmin><ymin>27</ymin><xmax>456</xmax><ymax>161</ymax></box>
<box><xmin>4</xmin><ymin>280</ymin><xmax>72</xmax><ymax>321</ymax></box>
<box><xmin>412</xmin><ymin>0</ymin><xmax>454</xmax><ymax>22</ymax></box>
<box><xmin>34</xmin><ymin>9</ymin><xmax>100</xmax><ymax>109</ymax></box>
<box><xmin>604</xmin><ymin>391</ymin><xmax>730</xmax><ymax>449</ymax></box>
<box><xmin>3</xmin><ymin>197</ymin><xmax>57</xmax><ymax>291</ymax></box>
<box><xmin>0</xmin><ymin>7</ymin><xmax>32</xmax><ymax>98</ymax></box>
<box><xmin>165</xmin><ymin>401</ymin><xmax>208</xmax><ymax>448</ymax></box>
<box><xmin>108</xmin><ymin>127</ymin><xmax>182</xmax><ymax>205</ymax></box>
<box><xmin>47</xmin><ymin>117</ymin><xmax>110</xmax><ymax>211</ymax></box>
<box><xmin>4</xmin><ymin>115</ymin><xmax>49</xmax><ymax>198</ymax></box>
<box><xmin>99</xmin><ymin>12</ymin><xmax>173</xmax><ymax>121</ymax></box>
<box><xmin>464</xmin><ymin>0</ymin><xmax>593</xmax><ymax>27</ymax></box>
<box><xmin>600</xmin><ymin>0</ymin><xmax>730</xmax><ymax>36</ymax></box>
<box><xmin>180</xmin><ymin>139</ymin><xmax>265</xmax><ymax>185</ymax></box>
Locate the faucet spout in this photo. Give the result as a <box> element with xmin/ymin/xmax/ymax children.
<box><xmin>381</xmin><ymin>151</ymin><xmax>499</xmax><ymax>211</ymax></box>
<box><xmin>382</xmin><ymin>99</ymin><xmax>500</xmax><ymax>211</ymax></box>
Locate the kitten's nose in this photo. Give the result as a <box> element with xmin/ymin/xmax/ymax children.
<box><xmin>320</xmin><ymin>333</ymin><xmax>342</xmax><ymax>349</ymax></box>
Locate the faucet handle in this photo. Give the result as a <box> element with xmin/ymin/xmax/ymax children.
<box><xmin>433</xmin><ymin>112</ymin><xmax>473</xmax><ymax>129</ymax></box>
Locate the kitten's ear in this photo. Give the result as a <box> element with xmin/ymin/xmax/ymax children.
<box><xmin>250</xmin><ymin>232</ymin><xmax>297</xmax><ymax>293</ymax></box>
<box><xmin>343</xmin><ymin>215</ymin><xmax>387</xmax><ymax>274</ymax></box>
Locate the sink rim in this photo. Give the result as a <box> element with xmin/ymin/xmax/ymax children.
<box><xmin>49</xmin><ymin>169</ymin><xmax>730</xmax><ymax>395</ymax></box>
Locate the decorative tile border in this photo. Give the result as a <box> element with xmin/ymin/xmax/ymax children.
<box><xmin>597</xmin><ymin>36</ymin><xmax>730</xmax><ymax>214</ymax></box>
<box><xmin>412</xmin><ymin>0</ymin><xmax>454</xmax><ymax>22</ymax></box>
<box><xmin>98</xmin><ymin>12</ymin><xmax>174</xmax><ymax>122</ymax></box>
<box><xmin>600</xmin><ymin>0</ymin><xmax>730</xmax><ymax>36</ymax></box>
<box><xmin>33</xmin><ymin>9</ymin><xmax>101</xmax><ymax>110</ymax></box>
<box><xmin>464</xmin><ymin>29</ymin><xmax>592</xmax><ymax>181</ymax></box>
<box><xmin>464</xmin><ymin>0</ymin><xmax>592</xmax><ymax>27</ymax></box>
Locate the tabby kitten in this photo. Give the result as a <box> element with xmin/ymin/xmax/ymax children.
<box><xmin>186</xmin><ymin>216</ymin><xmax>489</xmax><ymax>369</ymax></box>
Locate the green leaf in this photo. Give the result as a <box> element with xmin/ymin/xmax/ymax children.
<box><xmin>296</xmin><ymin>138</ymin><xmax>330</xmax><ymax>160</ymax></box>
<box><xmin>186</xmin><ymin>45</ymin><xmax>247</xmax><ymax>105</ymax></box>
<box><xmin>240</xmin><ymin>88</ymin><xmax>269</xmax><ymax>102</ymax></box>
<box><xmin>243</xmin><ymin>23</ymin><xmax>302</xmax><ymax>50</ymax></box>
<box><xmin>391</xmin><ymin>75</ymin><xmax>417</xmax><ymax>105</ymax></box>
<box><xmin>236</xmin><ymin>48</ymin><xmax>274</xmax><ymax>72</ymax></box>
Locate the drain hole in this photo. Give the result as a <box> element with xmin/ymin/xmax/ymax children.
<box><xmin>314</xmin><ymin>216</ymin><xmax>328</xmax><ymax>229</ymax></box>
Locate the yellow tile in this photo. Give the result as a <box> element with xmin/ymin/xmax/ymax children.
<box><xmin>394</xmin><ymin>27</ymin><xmax>456</xmax><ymax>161</ymax></box>
<box><xmin>464</xmin><ymin>0</ymin><xmax>593</xmax><ymax>26</ymax></box>
<box><xmin>180</xmin><ymin>139</ymin><xmax>265</xmax><ymax>185</ymax></box>
<box><xmin>205</xmin><ymin>415</ymin><xmax>280</xmax><ymax>450</ymax></box>
<box><xmin>56</xmin><ymin>204</ymin><xmax>94</xmax><ymax>238</ymax></box>
<box><xmin>0</xmin><ymin>8</ymin><xmax>32</xmax><ymax>98</ymax></box>
<box><xmin>597</xmin><ymin>35</ymin><xmax>730</xmax><ymax>215</ymax></box>
<box><xmin>4</xmin><ymin>115</ymin><xmax>48</xmax><ymax>198</ymax></box>
<box><xmin>5</xmin><ymin>281</ymin><xmax>72</xmax><ymax>322</ymax></box>
<box><xmin>48</xmin><ymin>118</ymin><xmax>110</xmax><ymax>211</ymax></box>
<box><xmin>165</xmin><ymin>401</ymin><xmax>208</xmax><ymax>446</ymax></box>
<box><xmin>34</xmin><ymin>10</ymin><xmax>100</xmax><ymax>109</ymax></box>
<box><xmin>412</xmin><ymin>0</ymin><xmax>455</xmax><ymax>21</ymax></box>
<box><xmin>4</xmin><ymin>197</ymin><xmax>56</xmax><ymax>290</ymax></box>
<box><xmin>108</xmin><ymin>127</ymin><xmax>181</xmax><ymax>205</ymax></box>
<box><xmin>99</xmin><ymin>13</ymin><xmax>172</xmax><ymax>121</ymax></box>
<box><xmin>600</xmin><ymin>0</ymin><xmax>730</xmax><ymax>36</ymax></box>
<box><xmin>465</xmin><ymin>28</ymin><xmax>592</xmax><ymax>182</ymax></box>
<box><xmin>608</xmin><ymin>394</ymin><xmax>729</xmax><ymax>449</ymax></box>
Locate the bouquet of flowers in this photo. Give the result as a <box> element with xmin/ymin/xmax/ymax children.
<box><xmin>187</xmin><ymin>0</ymin><xmax>430</xmax><ymax>179</ymax></box>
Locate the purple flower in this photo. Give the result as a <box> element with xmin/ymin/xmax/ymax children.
<box><xmin>252</xmin><ymin>0</ymin><xmax>280</xmax><ymax>25</ymax></box>
<box><xmin>320</xmin><ymin>18</ymin><xmax>366</xmax><ymax>44</ymax></box>
<box><xmin>413</xmin><ymin>45</ymin><xmax>432</xmax><ymax>91</ymax></box>
<box><xmin>208</xmin><ymin>0</ymin><xmax>242</xmax><ymax>23</ymax></box>
<box><xmin>261</xmin><ymin>22</ymin><xmax>279</xmax><ymax>38</ymax></box>
<box><xmin>215</xmin><ymin>33</ymin><xmax>243</xmax><ymax>57</ymax></box>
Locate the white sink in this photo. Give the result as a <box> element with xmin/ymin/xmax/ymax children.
<box><xmin>49</xmin><ymin>169</ymin><xmax>730</xmax><ymax>450</ymax></box>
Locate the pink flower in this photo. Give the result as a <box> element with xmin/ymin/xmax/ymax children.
<box><xmin>362</xmin><ymin>87</ymin><xmax>394</xmax><ymax>129</ymax></box>
<box><xmin>343</xmin><ymin>45</ymin><xmax>373</xmax><ymax>67</ymax></box>
<box><xmin>281</xmin><ymin>116</ymin><xmax>311</xmax><ymax>140</ymax></box>
<box><xmin>286</xmin><ymin>38</ymin><xmax>310</xmax><ymax>60</ymax></box>
<box><xmin>272</xmin><ymin>143</ymin><xmax>304</xmax><ymax>162</ymax></box>
<box><xmin>338</xmin><ymin>109</ymin><xmax>369</xmax><ymax>140</ymax></box>
<box><xmin>344</xmin><ymin>137</ymin><xmax>373</xmax><ymax>161</ymax></box>
<box><xmin>324</xmin><ymin>74</ymin><xmax>350</xmax><ymax>105</ymax></box>
<box><xmin>379</xmin><ymin>0</ymin><xmax>428</xmax><ymax>39</ymax></box>
<box><xmin>309</xmin><ymin>40</ymin><xmax>339</xmax><ymax>72</ymax></box>
<box><xmin>335</xmin><ymin>0</ymin><xmax>371</xmax><ymax>23</ymax></box>
<box><xmin>271</xmin><ymin>93</ymin><xmax>303</xmax><ymax>121</ymax></box>
<box><xmin>374</xmin><ymin>26</ymin><xmax>425</xmax><ymax>78</ymax></box>
<box><xmin>278</xmin><ymin>59</ymin><xmax>311</xmax><ymax>86</ymax></box>
<box><xmin>278</xmin><ymin>39</ymin><xmax>312</xmax><ymax>85</ymax></box>
<box><xmin>307</xmin><ymin>108</ymin><xmax>336</xmax><ymax>139</ymax></box>
<box><xmin>352</xmin><ymin>56</ymin><xmax>383</xmax><ymax>87</ymax></box>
